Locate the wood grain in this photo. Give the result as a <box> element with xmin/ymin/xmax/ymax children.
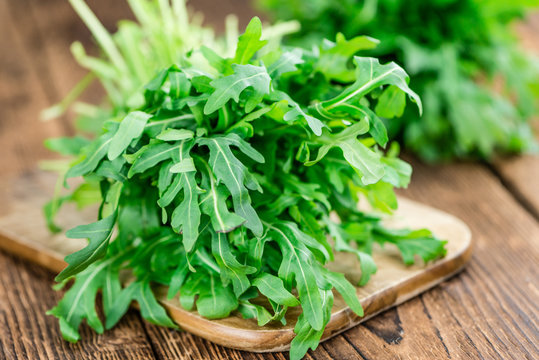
<box><xmin>492</xmin><ymin>154</ymin><xmax>539</xmax><ymax>219</ymax></box>
<box><xmin>0</xmin><ymin>171</ymin><xmax>472</xmax><ymax>352</ymax></box>
<box><xmin>491</xmin><ymin>12</ymin><xmax>539</xmax><ymax>219</ymax></box>
<box><xmin>0</xmin><ymin>0</ymin><xmax>538</xmax><ymax>359</ymax></box>
<box><xmin>0</xmin><ymin>252</ymin><xmax>157</xmax><ymax>360</ymax></box>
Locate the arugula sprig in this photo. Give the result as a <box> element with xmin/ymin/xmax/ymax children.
<box><xmin>46</xmin><ymin>9</ymin><xmax>446</xmax><ymax>360</ymax></box>
<box><xmin>258</xmin><ymin>0</ymin><xmax>539</xmax><ymax>161</ymax></box>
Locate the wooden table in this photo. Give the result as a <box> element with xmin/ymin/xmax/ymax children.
<box><xmin>1</xmin><ymin>0</ymin><xmax>538</xmax><ymax>359</ymax></box>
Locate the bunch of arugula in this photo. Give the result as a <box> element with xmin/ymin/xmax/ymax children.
<box><xmin>44</xmin><ymin>0</ymin><xmax>298</xmax><ymax>133</ymax></box>
<box><xmin>45</xmin><ymin>3</ymin><xmax>447</xmax><ymax>360</ymax></box>
<box><xmin>257</xmin><ymin>0</ymin><xmax>539</xmax><ymax>161</ymax></box>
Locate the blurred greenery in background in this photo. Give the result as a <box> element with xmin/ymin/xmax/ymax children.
<box><xmin>257</xmin><ymin>0</ymin><xmax>539</xmax><ymax>161</ymax></box>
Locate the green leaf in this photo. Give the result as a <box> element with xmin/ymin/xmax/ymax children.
<box><xmin>338</xmin><ymin>138</ymin><xmax>384</xmax><ymax>185</ymax></box>
<box><xmin>66</xmin><ymin>132</ymin><xmax>113</xmax><ymax>178</ymax></box>
<box><xmin>234</xmin><ymin>17</ymin><xmax>268</xmax><ymax>65</ymax></box>
<box><xmin>375</xmin><ymin>85</ymin><xmax>406</xmax><ymax>118</ymax></box>
<box><xmin>322</xmin><ymin>57</ymin><xmax>422</xmax><ymax>114</ymax></box>
<box><xmin>211</xmin><ymin>232</ymin><xmax>257</xmax><ymax>296</ymax></box>
<box><xmin>128</xmin><ymin>142</ymin><xmax>180</xmax><ymax>178</ymax></box>
<box><xmin>321</xmin><ymin>268</ymin><xmax>363</xmax><ymax>317</ymax></box>
<box><xmin>326</xmin><ymin>219</ymin><xmax>377</xmax><ymax>286</ymax></box>
<box><xmin>267</xmin><ymin>49</ymin><xmax>304</xmax><ymax>78</ymax></box>
<box><xmin>328</xmin><ymin>103</ymin><xmax>388</xmax><ymax>147</ymax></box>
<box><xmin>317</xmin><ymin>34</ymin><xmax>379</xmax><ymax>82</ymax></box>
<box><xmin>267</xmin><ymin>222</ymin><xmax>324</xmax><ymax>331</ymax></box>
<box><xmin>196</xmin><ymin>274</ymin><xmax>239</xmax><ymax>319</ymax></box>
<box><xmin>362</xmin><ymin>181</ymin><xmax>398</xmax><ymax>213</ymax></box>
<box><xmin>179</xmin><ymin>272</ymin><xmax>206</xmax><ymax>311</ymax></box>
<box><xmin>199</xmin><ymin>162</ymin><xmax>246</xmax><ymax>233</ymax></box>
<box><xmin>56</xmin><ymin>214</ymin><xmax>116</xmax><ymax>282</ymax></box>
<box><xmin>252</xmin><ymin>272</ymin><xmax>299</xmax><ymax>307</ymax></box>
<box><xmin>238</xmin><ymin>300</ymin><xmax>273</xmax><ymax>326</ymax></box>
<box><xmin>152</xmin><ymin>141</ymin><xmax>203</xmax><ymax>251</ymax></box>
<box><xmin>271</xmin><ymin>89</ymin><xmax>327</xmax><ymax>136</ymax></box>
<box><xmin>199</xmin><ymin>134</ymin><xmax>264</xmax><ymax>236</ymax></box>
<box><xmin>108</xmin><ymin>111</ymin><xmax>152</xmax><ymax>160</ymax></box>
<box><xmin>132</xmin><ymin>282</ymin><xmax>177</xmax><ymax>328</ymax></box>
<box><xmin>201</xmin><ymin>45</ymin><xmax>228</xmax><ymax>73</ymax></box>
<box><xmin>204</xmin><ymin>64</ymin><xmax>271</xmax><ymax>114</ymax></box>
<box><xmin>289</xmin><ymin>290</ymin><xmax>333</xmax><ymax>360</ymax></box>
<box><xmin>47</xmin><ymin>261</ymin><xmax>114</xmax><ymax>342</ymax></box>
<box><xmin>45</xmin><ymin>136</ymin><xmax>91</xmax><ymax>156</ymax></box>
<box><xmin>156</xmin><ymin>128</ymin><xmax>194</xmax><ymax>142</ymax></box>
<box><xmin>105</xmin><ymin>281</ymin><xmax>177</xmax><ymax>329</ymax></box>
<box><xmin>374</xmin><ymin>226</ymin><xmax>447</xmax><ymax>265</ymax></box>
<box><xmin>382</xmin><ymin>157</ymin><xmax>412</xmax><ymax>188</ymax></box>
<box><xmin>170</xmin><ymin>172</ymin><xmax>203</xmax><ymax>250</ymax></box>
<box><xmin>166</xmin><ymin>256</ymin><xmax>189</xmax><ymax>300</ymax></box>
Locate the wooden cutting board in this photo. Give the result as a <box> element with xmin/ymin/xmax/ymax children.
<box><xmin>0</xmin><ymin>171</ymin><xmax>472</xmax><ymax>352</ymax></box>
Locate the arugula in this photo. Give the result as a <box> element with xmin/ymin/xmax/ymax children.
<box><xmin>257</xmin><ymin>0</ymin><xmax>539</xmax><ymax>161</ymax></box>
<box><xmin>46</xmin><ymin>3</ymin><xmax>447</xmax><ymax>359</ymax></box>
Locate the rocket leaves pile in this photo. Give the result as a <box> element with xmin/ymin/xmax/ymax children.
<box><xmin>45</xmin><ymin>3</ymin><xmax>446</xmax><ymax>359</ymax></box>
<box><xmin>258</xmin><ymin>0</ymin><xmax>539</xmax><ymax>161</ymax></box>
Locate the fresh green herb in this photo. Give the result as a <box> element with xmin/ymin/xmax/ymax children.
<box><xmin>257</xmin><ymin>0</ymin><xmax>539</xmax><ymax>161</ymax></box>
<box><xmin>45</xmin><ymin>3</ymin><xmax>446</xmax><ymax>359</ymax></box>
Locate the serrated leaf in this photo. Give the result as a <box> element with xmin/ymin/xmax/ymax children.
<box><xmin>105</xmin><ymin>281</ymin><xmax>177</xmax><ymax>329</ymax></box>
<box><xmin>326</xmin><ymin>219</ymin><xmax>378</xmax><ymax>286</ymax></box>
<box><xmin>338</xmin><ymin>138</ymin><xmax>384</xmax><ymax>185</ymax></box>
<box><xmin>374</xmin><ymin>226</ymin><xmax>447</xmax><ymax>265</ymax></box>
<box><xmin>325</xmin><ymin>103</ymin><xmax>388</xmax><ymax>147</ymax></box>
<box><xmin>66</xmin><ymin>132</ymin><xmax>113</xmax><ymax>178</ymax></box>
<box><xmin>267</xmin><ymin>222</ymin><xmax>324</xmax><ymax>331</ymax></box>
<box><xmin>56</xmin><ymin>214</ymin><xmax>116</xmax><ymax>282</ymax></box>
<box><xmin>268</xmin><ymin>49</ymin><xmax>304</xmax><ymax>78</ymax></box>
<box><xmin>128</xmin><ymin>142</ymin><xmax>181</xmax><ymax>177</ymax></box>
<box><xmin>252</xmin><ymin>272</ymin><xmax>299</xmax><ymax>307</ymax></box>
<box><xmin>317</xmin><ymin>34</ymin><xmax>379</xmax><ymax>82</ymax></box>
<box><xmin>204</xmin><ymin>64</ymin><xmax>271</xmax><ymax>114</ymax></box>
<box><xmin>238</xmin><ymin>300</ymin><xmax>273</xmax><ymax>326</ymax></box>
<box><xmin>322</xmin><ymin>57</ymin><xmax>422</xmax><ymax>114</ymax></box>
<box><xmin>271</xmin><ymin>90</ymin><xmax>327</xmax><ymax>136</ymax></box>
<box><xmin>211</xmin><ymin>231</ymin><xmax>257</xmax><ymax>296</ymax></box>
<box><xmin>199</xmin><ymin>163</ymin><xmax>246</xmax><ymax>233</ymax></box>
<box><xmin>199</xmin><ymin>135</ymin><xmax>264</xmax><ymax>236</ymax></box>
<box><xmin>47</xmin><ymin>261</ymin><xmax>113</xmax><ymax>342</ymax></box>
<box><xmin>108</xmin><ymin>111</ymin><xmax>152</xmax><ymax>160</ymax></box>
<box><xmin>170</xmin><ymin>170</ymin><xmax>203</xmax><ymax>251</ymax></box>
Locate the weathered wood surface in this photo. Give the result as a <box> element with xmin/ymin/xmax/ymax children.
<box><xmin>0</xmin><ymin>172</ymin><xmax>472</xmax><ymax>352</ymax></box>
<box><xmin>493</xmin><ymin>154</ymin><xmax>539</xmax><ymax>219</ymax></box>
<box><xmin>491</xmin><ymin>12</ymin><xmax>539</xmax><ymax>219</ymax></box>
<box><xmin>0</xmin><ymin>0</ymin><xmax>538</xmax><ymax>359</ymax></box>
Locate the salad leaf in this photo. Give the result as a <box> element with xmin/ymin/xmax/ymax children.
<box><xmin>258</xmin><ymin>0</ymin><xmax>539</xmax><ymax>161</ymax></box>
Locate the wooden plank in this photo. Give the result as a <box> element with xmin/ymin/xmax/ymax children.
<box><xmin>385</xmin><ymin>159</ymin><xmax>538</xmax><ymax>359</ymax></box>
<box><xmin>493</xmin><ymin>154</ymin><xmax>539</xmax><ymax>219</ymax></box>
<box><xmin>0</xmin><ymin>251</ymin><xmax>158</xmax><ymax>360</ymax></box>
<box><xmin>491</xmin><ymin>13</ymin><xmax>539</xmax><ymax>218</ymax></box>
<box><xmin>0</xmin><ymin>171</ymin><xmax>472</xmax><ymax>353</ymax></box>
